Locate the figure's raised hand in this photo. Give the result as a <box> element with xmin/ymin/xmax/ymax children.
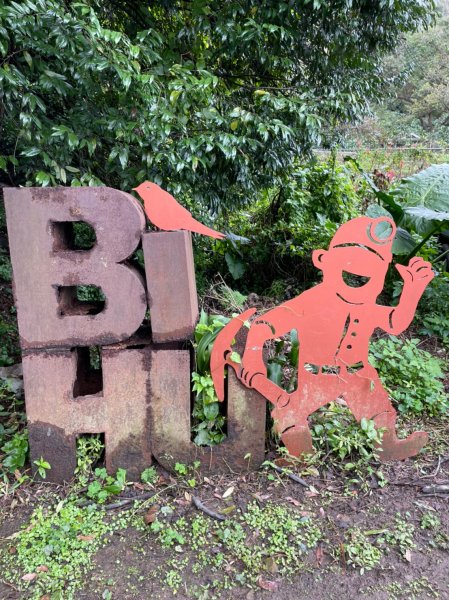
<box><xmin>396</xmin><ymin>257</ymin><xmax>434</xmax><ymax>289</ymax></box>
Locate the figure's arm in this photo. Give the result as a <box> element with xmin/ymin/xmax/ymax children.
<box><xmin>241</xmin><ymin>305</ymin><xmax>298</xmax><ymax>384</ymax></box>
<box><xmin>378</xmin><ymin>257</ymin><xmax>434</xmax><ymax>335</ymax></box>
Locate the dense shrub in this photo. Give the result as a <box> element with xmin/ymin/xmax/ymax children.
<box><xmin>196</xmin><ymin>158</ymin><xmax>361</xmax><ymax>296</ymax></box>
<box><xmin>369</xmin><ymin>336</ymin><xmax>448</xmax><ymax>415</ymax></box>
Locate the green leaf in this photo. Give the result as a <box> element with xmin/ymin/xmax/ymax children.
<box><xmin>394</xmin><ymin>164</ymin><xmax>449</xmax><ymax>234</ymax></box>
<box><xmin>229</xmin><ymin>351</ymin><xmax>241</xmax><ymax>364</ymax></box>
<box><xmin>267</xmin><ymin>362</ymin><xmax>282</xmax><ymax>386</ymax></box>
<box><xmin>392</xmin><ymin>228</ymin><xmax>417</xmax><ymax>255</ymax></box>
<box><xmin>203</xmin><ymin>402</ymin><xmax>219</xmax><ymax>420</ymax></box>
<box><xmin>35</xmin><ymin>171</ymin><xmax>50</xmax><ymax>186</ymax></box>
<box><xmin>225</xmin><ymin>253</ymin><xmax>246</xmax><ymax>280</ymax></box>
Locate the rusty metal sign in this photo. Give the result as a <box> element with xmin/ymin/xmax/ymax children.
<box><xmin>4</xmin><ymin>182</ymin><xmax>434</xmax><ymax>483</ymax></box>
<box><xmin>211</xmin><ymin>216</ymin><xmax>433</xmax><ymax>461</ymax></box>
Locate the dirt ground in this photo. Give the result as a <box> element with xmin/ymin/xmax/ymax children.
<box><xmin>1</xmin><ymin>447</ymin><xmax>449</xmax><ymax>600</ymax></box>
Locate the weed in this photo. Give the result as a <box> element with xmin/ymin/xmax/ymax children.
<box><xmin>370</xmin><ymin>336</ymin><xmax>448</xmax><ymax>415</ymax></box>
<box><xmin>385</xmin><ymin>576</ymin><xmax>439</xmax><ymax>599</ymax></box>
<box><xmin>309</xmin><ymin>402</ymin><xmax>385</xmax><ymax>485</ymax></box>
<box><xmin>173</xmin><ymin>460</ymin><xmax>201</xmax><ymax>488</ymax></box>
<box><xmin>341</xmin><ymin>528</ymin><xmax>383</xmax><ymax>574</ymax></box>
<box><xmin>33</xmin><ymin>456</ymin><xmax>51</xmax><ymax>479</ymax></box>
<box><xmin>148</xmin><ymin>501</ymin><xmax>322</xmax><ymax>593</ymax></box>
<box><xmin>86</xmin><ymin>467</ymin><xmax>127</xmax><ymax>504</ymax></box>
<box><xmin>166</xmin><ymin>569</ymin><xmax>183</xmax><ymax>594</ymax></box>
<box><xmin>75</xmin><ymin>434</ymin><xmax>105</xmax><ymax>486</ymax></box>
<box><xmin>140</xmin><ymin>466</ymin><xmax>158</xmax><ymax>485</ymax></box>
<box><xmin>191</xmin><ymin>311</ymin><xmax>230</xmax><ymax>446</ymax></box>
<box><xmin>420</xmin><ymin>511</ymin><xmax>441</xmax><ymax>530</ymax></box>
<box><xmin>0</xmin><ymin>500</ymin><xmax>113</xmax><ymax>598</ymax></box>
<box><xmin>381</xmin><ymin>514</ymin><xmax>416</xmax><ymax>558</ymax></box>
<box><xmin>1</xmin><ymin>429</ymin><xmax>28</xmax><ymax>474</ymax></box>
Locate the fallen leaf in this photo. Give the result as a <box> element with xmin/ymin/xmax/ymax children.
<box><xmin>304</xmin><ymin>489</ymin><xmax>319</xmax><ymax>498</ymax></box>
<box><xmin>22</xmin><ymin>573</ymin><xmax>37</xmax><ymax>582</ymax></box>
<box><xmin>404</xmin><ymin>549</ymin><xmax>412</xmax><ymax>563</ymax></box>
<box><xmin>257</xmin><ymin>576</ymin><xmax>279</xmax><ymax>592</ymax></box>
<box><xmin>143</xmin><ymin>505</ymin><xmax>159</xmax><ymax>525</ymax></box>
<box><xmin>204</xmin><ymin>477</ymin><xmax>212</xmax><ymax>484</ymax></box>
<box><xmin>221</xmin><ymin>505</ymin><xmax>236</xmax><ymax>515</ymax></box>
<box><xmin>285</xmin><ymin>496</ymin><xmax>301</xmax><ymax>507</ymax></box>
<box><xmin>264</xmin><ymin>557</ymin><xmax>278</xmax><ymax>574</ymax></box>
<box><xmin>36</xmin><ymin>565</ymin><xmax>49</xmax><ymax>573</ymax></box>
<box><xmin>8</xmin><ymin>546</ymin><xmax>17</xmax><ymax>554</ymax></box>
<box><xmin>77</xmin><ymin>535</ymin><xmax>95</xmax><ymax>541</ymax></box>
<box><xmin>305</xmin><ymin>466</ymin><xmax>320</xmax><ymax>477</ymax></box>
<box><xmin>184</xmin><ymin>492</ymin><xmax>192</xmax><ymax>502</ymax></box>
<box><xmin>253</xmin><ymin>493</ymin><xmax>271</xmax><ymax>502</ymax></box>
<box><xmin>40</xmin><ymin>595</ymin><xmax>51</xmax><ymax>600</ymax></box>
<box><xmin>222</xmin><ymin>486</ymin><xmax>235</xmax><ymax>499</ymax></box>
<box><xmin>316</xmin><ymin>545</ymin><xmax>324</xmax><ymax>566</ymax></box>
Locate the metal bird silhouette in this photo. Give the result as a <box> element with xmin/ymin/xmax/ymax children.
<box><xmin>133</xmin><ymin>181</ymin><xmax>225</xmax><ymax>239</ymax></box>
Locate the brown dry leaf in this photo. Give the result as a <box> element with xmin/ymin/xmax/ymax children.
<box><xmin>184</xmin><ymin>492</ymin><xmax>192</xmax><ymax>502</ymax></box>
<box><xmin>144</xmin><ymin>505</ymin><xmax>159</xmax><ymax>525</ymax></box>
<box><xmin>285</xmin><ymin>496</ymin><xmax>301</xmax><ymax>507</ymax></box>
<box><xmin>40</xmin><ymin>595</ymin><xmax>51</xmax><ymax>600</ymax></box>
<box><xmin>204</xmin><ymin>477</ymin><xmax>212</xmax><ymax>484</ymax></box>
<box><xmin>77</xmin><ymin>534</ymin><xmax>95</xmax><ymax>541</ymax></box>
<box><xmin>134</xmin><ymin>482</ymin><xmax>145</xmax><ymax>491</ymax></box>
<box><xmin>257</xmin><ymin>576</ymin><xmax>279</xmax><ymax>592</ymax></box>
<box><xmin>8</xmin><ymin>546</ymin><xmax>17</xmax><ymax>554</ymax></box>
<box><xmin>404</xmin><ymin>549</ymin><xmax>412</xmax><ymax>563</ymax></box>
<box><xmin>222</xmin><ymin>486</ymin><xmax>235</xmax><ymax>499</ymax></box>
<box><xmin>316</xmin><ymin>545</ymin><xmax>324</xmax><ymax>566</ymax></box>
<box><xmin>22</xmin><ymin>573</ymin><xmax>37</xmax><ymax>582</ymax></box>
<box><xmin>304</xmin><ymin>489</ymin><xmax>319</xmax><ymax>498</ymax></box>
<box><xmin>253</xmin><ymin>493</ymin><xmax>271</xmax><ymax>502</ymax></box>
<box><xmin>36</xmin><ymin>565</ymin><xmax>49</xmax><ymax>573</ymax></box>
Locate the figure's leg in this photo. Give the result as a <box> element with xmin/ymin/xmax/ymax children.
<box><xmin>345</xmin><ymin>377</ymin><xmax>428</xmax><ymax>461</ymax></box>
<box><xmin>270</xmin><ymin>376</ymin><xmax>335</xmax><ymax>458</ymax></box>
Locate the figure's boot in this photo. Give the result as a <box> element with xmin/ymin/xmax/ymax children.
<box><xmin>281</xmin><ymin>425</ymin><xmax>314</xmax><ymax>459</ymax></box>
<box><xmin>375</xmin><ymin>411</ymin><xmax>428</xmax><ymax>461</ymax></box>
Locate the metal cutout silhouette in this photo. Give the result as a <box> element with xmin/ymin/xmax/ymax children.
<box><xmin>211</xmin><ymin>216</ymin><xmax>434</xmax><ymax>461</ymax></box>
<box><xmin>134</xmin><ymin>181</ymin><xmax>225</xmax><ymax>239</ymax></box>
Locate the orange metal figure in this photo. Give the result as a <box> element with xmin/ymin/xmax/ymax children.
<box><xmin>211</xmin><ymin>216</ymin><xmax>434</xmax><ymax>461</ymax></box>
<box><xmin>133</xmin><ymin>181</ymin><xmax>225</xmax><ymax>239</ymax></box>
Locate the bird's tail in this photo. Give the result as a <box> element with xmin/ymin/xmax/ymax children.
<box><xmin>188</xmin><ymin>221</ymin><xmax>225</xmax><ymax>240</ymax></box>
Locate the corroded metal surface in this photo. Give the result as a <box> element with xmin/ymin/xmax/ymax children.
<box><xmin>211</xmin><ymin>217</ymin><xmax>433</xmax><ymax>462</ymax></box>
<box><xmin>142</xmin><ymin>231</ymin><xmax>198</xmax><ymax>343</ymax></box>
<box><xmin>4</xmin><ymin>186</ymin><xmax>147</xmax><ymax>349</ymax></box>
<box><xmin>150</xmin><ymin>349</ymin><xmax>266</xmax><ymax>472</ymax></box>
<box><xmin>134</xmin><ymin>182</ymin><xmax>225</xmax><ymax>239</ymax></box>
<box><xmin>22</xmin><ymin>343</ymin><xmax>152</xmax><ymax>482</ymax></box>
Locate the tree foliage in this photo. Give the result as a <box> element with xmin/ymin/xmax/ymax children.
<box><xmin>0</xmin><ymin>0</ymin><xmax>437</xmax><ymax>210</ymax></box>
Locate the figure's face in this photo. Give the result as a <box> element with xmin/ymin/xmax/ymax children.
<box><xmin>313</xmin><ymin>246</ymin><xmax>390</xmax><ymax>304</ymax></box>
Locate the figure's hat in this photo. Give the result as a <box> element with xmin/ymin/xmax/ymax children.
<box><xmin>329</xmin><ymin>216</ymin><xmax>396</xmax><ymax>262</ymax></box>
